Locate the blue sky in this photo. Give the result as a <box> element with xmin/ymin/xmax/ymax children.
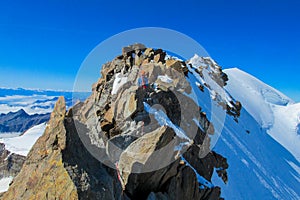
<box><xmin>0</xmin><ymin>0</ymin><xmax>299</xmax><ymax>101</ymax></box>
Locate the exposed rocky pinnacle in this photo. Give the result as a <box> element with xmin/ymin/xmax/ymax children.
<box><xmin>2</xmin><ymin>97</ymin><xmax>78</xmax><ymax>200</ymax></box>
<box><xmin>2</xmin><ymin>44</ymin><xmax>235</xmax><ymax>200</ymax></box>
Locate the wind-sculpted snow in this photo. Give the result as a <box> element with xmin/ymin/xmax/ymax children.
<box><xmin>225</xmin><ymin>68</ymin><xmax>300</xmax><ymax>162</ymax></box>
<box><xmin>182</xmin><ymin>59</ymin><xmax>300</xmax><ymax>199</ymax></box>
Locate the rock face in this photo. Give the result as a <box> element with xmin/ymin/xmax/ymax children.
<box><xmin>3</xmin><ymin>44</ymin><xmax>239</xmax><ymax>199</ymax></box>
<box><xmin>2</xmin><ymin>97</ymin><xmax>124</xmax><ymax>200</ymax></box>
<box><xmin>0</xmin><ymin>143</ymin><xmax>25</xmax><ymax>179</ymax></box>
<box><xmin>2</xmin><ymin>97</ymin><xmax>78</xmax><ymax>200</ymax></box>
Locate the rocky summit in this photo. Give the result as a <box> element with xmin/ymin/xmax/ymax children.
<box><xmin>2</xmin><ymin>44</ymin><xmax>241</xmax><ymax>200</ymax></box>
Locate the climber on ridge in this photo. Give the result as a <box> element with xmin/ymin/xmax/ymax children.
<box><xmin>136</xmin><ymin>70</ymin><xmax>150</xmax><ymax>111</ymax></box>
<box><xmin>137</xmin><ymin>70</ymin><xmax>149</xmax><ymax>89</ymax></box>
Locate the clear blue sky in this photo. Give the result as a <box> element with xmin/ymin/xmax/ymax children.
<box><xmin>0</xmin><ymin>0</ymin><xmax>299</xmax><ymax>101</ymax></box>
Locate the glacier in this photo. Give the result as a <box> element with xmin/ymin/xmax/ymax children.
<box><xmin>225</xmin><ymin>68</ymin><xmax>300</xmax><ymax>162</ymax></box>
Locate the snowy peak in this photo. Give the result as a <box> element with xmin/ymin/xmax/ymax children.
<box><xmin>189</xmin><ymin>54</ymin><xmax>229</xmax><ymax>87</ymax></box>
<box><xmin>187</xmin><ymin>54</ymin><xmax>242</xmax><ymax>120</ymax></box>
<box><xmin>225</xmin><ymin>68</ymin><xmax>294</xmax><ymax>106</ymax></box>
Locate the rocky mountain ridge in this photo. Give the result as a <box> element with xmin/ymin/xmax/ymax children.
<box><xmin>2</xmin><ymin>44</ymin><xmax>242</xmax><ymax>199</ymax></box>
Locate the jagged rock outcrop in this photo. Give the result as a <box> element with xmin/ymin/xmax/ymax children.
<box><xmin>2</xmin><ymin>97</ymin><xmax>78</xmax><ymax>200</ymax></box>
<box><xmin>3</xmin><ymin>44</ymin><xmax>238</xmax><ymax>199</ymax></box>
<box><xmin>2</xmin><ymin>97</ymin><xmax>124</xmax><ymax>200</ymax></box>
<box><xmin>73</xmin><ymin>44</ymin><xmax>231</xmax><ymax>199</ymax></box>
<box><xmin>188</xmin><ymin>55</ymin><xmax>242</xmax><ymax>120</ymax></box>
<box><xmin>0</xmin><ymin>143</ymin><xmax>25</xmax><ymax>179</ymax></box>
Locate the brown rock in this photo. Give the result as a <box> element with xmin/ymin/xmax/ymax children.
<box><xmin>122</xmin><ymin>43</ymin><xmax>146</xmax><ymax>57</ymax></box>
<box><xmin>153</xmin><ymin>49</ymin><xmax>166</xmax><ymax>63</ymax></box>
<box><xmin>115</xmin><ymin>86</ymin><xmax>138</xmax><ymax>122</ymax></box>
<box><xmin>154</xmin><ymin>54</ymin><xmax>162</xmax><ymax>63</ymax></box>
<box><xmin>235</xmin><ymin>101</ymin><xmax>242</xmax><ymax>111</ymax></box>
<box><xmin>166</xmin><ymin>59</ymin><xmax>181</xmax><ymax>69</ymax></box>
<box><xmin>104</xmin><ymin>107</ymin><xmax>114</xmax><ymax>123</ymax></box>
<box><xmin>2</xmin><ymin>96</ymin><xmax>78</xmax><ymax>200</ymax></box>
<box><xmin>165</xmin><ymin>166</ymin><xmax>203</xmax><ymax>200</ymax></box>
<box><xmin>135</xmin><ymin>54</ymin><xmax>144</xmax><ymax>66</ymax></box>
<box><xmin>2</xmin><ymin>44</ymin><xmax>233</xmax><ymax>200</ymax></box>
<box><xmin>142</xmin><ymin>59</ymin><xmax>150</xmax><ymax>65</ymax></box>
<box><xmin>144</xmin><ymin>48</ymin><xmax>154</xmax><ymax>57</ymax></box>
<box><xmin>101</xmin><ymin>62</ymin><xmax>115</xmax><ymax>82</ymax></box>
<box><xmin>100</xmin><ymin>120</ymin><xmax>114</xmax><ymax>132</ymax></box>
<box><xmin>124</xmin><ymin>93</ymin><xmax>137</xmax><ymax>119</ymax></box>
<box><xmin>166</xmin><ymin>59</ymin><xmax>188</xmax><ymax>75</ymax></box>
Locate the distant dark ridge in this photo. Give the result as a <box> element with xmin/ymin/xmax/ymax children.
<box><xmin>0</xmin><ymin>109</ymin><xmax>50</xmax><ymax>133</ymax></box>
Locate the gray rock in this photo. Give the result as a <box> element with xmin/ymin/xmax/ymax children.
<box><xmin>0</xmin><ymin>143</ymin><xmax>25</xmax><ymax>179</ymax></box>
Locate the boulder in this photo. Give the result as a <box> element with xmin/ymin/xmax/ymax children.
<box><xmin>153</xmin><ymin>49</ymin><xmax>166</xmax><ymax>63</ymax></box>
<box><xmin>166</xmin><ymin>59</ymin><xmax>188</xmax><ymax>75</ymax></box>
<box><xmin>144</xmin><ymin>48</ymin><xmax>154</xmax><ymax>57</ymax></box>
<box><xmin>122</xmin><ymin>43</ymin><xmax>146</xmax><ymax>57</ymax></box>
<box><xmin>104</xmin><ymin>107</ymin><xmax>114</xmax><ymax>123</ymax></box>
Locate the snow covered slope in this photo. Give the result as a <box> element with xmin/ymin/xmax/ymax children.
<box><xmin>224</xmin><ymin>68</ymin><xmax>300</xmax><ymax>161</ymax></box>
<box><xmin>212</xmin><ymin>107</ymin><xmax>300</xmax><ymax>199</ymax></box>
<box><xmin>0</xmin><ymin>123</ymin><xmax>46</xmax><ymax>156</ymax></box>
<box><xmin>187</xmin><ymin>56</ymin><xmax>300</xmax><ymax>199</ymax></box>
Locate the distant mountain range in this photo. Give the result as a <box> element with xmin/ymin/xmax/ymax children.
<box><xmin>0</xmin><ymin>109</ymin><xmax>49</xmax><ymax>133</ymax></box>
<box><xmin>0</xmin><ymin>88</ymin><xmax>90</xmax><ymax>113</ymax></box>
<box><xmin>0</xmin><ymin>88</ymin><xmax>90</xmax><ymax>133</ymax></box>
<box><xmin>0</xmin><ymin>87</ymin><xmax>90</xmax><ymax>99</ymax></box>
